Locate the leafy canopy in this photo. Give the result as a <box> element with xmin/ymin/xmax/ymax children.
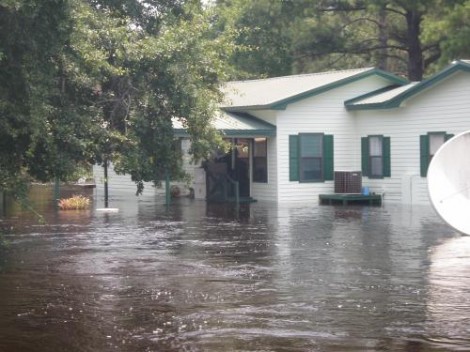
<box><xmin>0</xmin><ymin>0</ymin><xmax>238</xmax><ymax>196</ymax></box>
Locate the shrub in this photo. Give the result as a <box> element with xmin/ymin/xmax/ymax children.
<box><xmin>58</xmin><ymin>195</ymin><xmax>90</xmax><ymax>210</ymax></box>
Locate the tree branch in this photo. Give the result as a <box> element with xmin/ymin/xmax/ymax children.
<box><xmin>342</xmin><ymin>16</ymin><xmax>383</xmax><ymax>29</ymax></box>
<box><xmin>424</xmin><ymin>51</ymin><xmax>441</xmax><ymax>68</ymax></box>
<box><xmin>384</xmin><ymin>5</ymin><xmax>406</xmax><ymax>17</ymax></box>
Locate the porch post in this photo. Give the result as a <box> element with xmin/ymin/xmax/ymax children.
<box><xmin>235</xmin><ymin>181</ymin><xmax>240</xmax><ymax>205</ymax></box>
<box><xmin>103</xmin><ymin>159</ymin><xmax>109</xmax><ymax>208</ymax></box>
<box><xmin>231</xmin><ymin>138</ymin><xmax>236</xmax><ymax>170</ymax></box>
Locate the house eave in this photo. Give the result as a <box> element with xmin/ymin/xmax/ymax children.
<box><xmin>174</xmin><ymin>129</ymin><xmax>276</xmax><ymax>138</ymax></box>
<box><xmin>221</xmin><ymin>105</ymin><xmax>286</xmax><ymax>112</ymax></box>
<box><xmin>345</xmin><ymin>102</ymin><xmax>397</xmax><ymax>111</ymax></box>
<box><xmin>174</xmin><ymin>111</ymin><xmax>276</xmax><ymax>138</ymax></box>
<box><xmin>220</xmin><ymin>129</ymin><xmax>276</xmax><ymax>137</ymax></box>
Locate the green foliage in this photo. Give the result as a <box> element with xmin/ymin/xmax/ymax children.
<box><xmin>213</xmin><ymin>0</ymin><xmax>469</xmax><ymax>80</ymax></box>
<box><xmin>288</xmin><ymin>0</ymin><xmax>439</xmax><ymax>78</ymax></box>
<box><xmin>0</xmin><ymin>0</ymin><xmax>68</xmax><ymax>190</ymax></box>
<box><xmin>90</xmin><ymin>2</ymin><xmax>236</xmax><ymax>193</ymax></box>
<box><xmin>213</xmin><ymin>0</ymin><xmax>295</xmax><ymax>78</ymax></box>
<box><xmin>423</xmin><ymin>0</ymin><xmax>470</xmax><ymax>71</ymax></box>
<box><xmin>0</xmin><ymin>0</ymin><xmax>236</xmax><ymax>197</ymax></box>
<box><xmin>0</xmin><ymin>0</ymin><xmax>106</xmax><ymax>193</ymax></box>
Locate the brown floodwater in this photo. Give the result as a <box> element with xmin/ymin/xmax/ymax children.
<box><xmin>0</xmin><ymin>185</ymin><xmax>469</xmax><ymax>351</ymax></box>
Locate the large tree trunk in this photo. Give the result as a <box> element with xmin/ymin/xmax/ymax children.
<box><xmin>405</xmin><ymin>9</ymin><xmax>424</xmax><ymax>81</ymax></box>
<box><xmin>377</xmin><ymin>6</ymin><xmax>388</xmax><ymax>71</ymax></box>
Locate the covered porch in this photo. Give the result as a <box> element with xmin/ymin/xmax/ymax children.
<box><xmin>174</xmin><ymin>112</ymin><xmax>276</xmax><ymax>203</ymax></box>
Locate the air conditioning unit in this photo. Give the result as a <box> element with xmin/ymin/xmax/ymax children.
<box><xmin>334</xmin><ymin>171</ymin><xmax>362</xmax><ymax>193</ymax></box>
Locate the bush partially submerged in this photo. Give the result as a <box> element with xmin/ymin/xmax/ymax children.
<box><xmin>58</xmin><ymin>195</ymin><xmax>90</xmax><ymax>210</ymax></box>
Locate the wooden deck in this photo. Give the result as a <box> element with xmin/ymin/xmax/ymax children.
<box><xmin>319</xmin><ymin>193</ymin><xmax>382</xmax><ymax>206</ymax></box>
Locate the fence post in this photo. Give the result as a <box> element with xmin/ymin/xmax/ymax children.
<box><xmin>103</xmin><ymin>160</ymin><xmax>109</xmax><ymax>208</ymax></box>
<box><xmin>165</xmin><ymin>170</ymin><xmax>171</xmax><ymax>206</ymax></box>
<box><xmin>54</xmin><ymin>176</ymin><xmax>60</xmax><ymax>208</ymax></box>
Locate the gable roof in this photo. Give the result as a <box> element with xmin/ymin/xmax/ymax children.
<box><xmin>222</xmin><ymin>67</ymin><xmax>407</xmax><ymax>111</ymax></box>
<box><xmin>345</xmin><ymin>60</ymin><xmax>470</xmax><ymax>110</ymax></box>
<box><xmin>345</xmin><ymin>82</ymin><xmax>419</xmax><ymax>108</ymax></box>
<box><xmin>173</xmin><ymin>111</ymin><xmax>276</xmax><ymax>138</ymax></box>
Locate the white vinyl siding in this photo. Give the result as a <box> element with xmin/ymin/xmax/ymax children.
<box><xmin>276</xmin><ymin>75</ymin><xmax>391</xmax><ymax>202</ymax></box>
<box><xmin>355</xmin><ymin>71</ymin><xmax>470</xmax><ymax>204</ymax></box>
<box><xmin>92</xmin><ymin>163</ymin><xmax>156</xmax><ymax>212</ymax></box>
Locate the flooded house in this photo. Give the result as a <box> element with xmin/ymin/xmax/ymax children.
<box><xmin>94</xmin><ymin>60</ymin><xmax>470</xmax><ymax>205</ymax></box>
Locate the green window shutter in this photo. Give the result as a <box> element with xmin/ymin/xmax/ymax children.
<box><xmin>289</xmin><ymin>135</ymin><xmax>299</xmax><ymax>181</ymax></box>
<box><xmin>323</xmin><ymin>135</ymin><xmax>334</xmax><ymax>180</ymax></box>
<box><xmin>445</xmin><ymin>133</ymin><xmax>454</xmax><ymax>141</ymax></box>
<box><xmin>383</xmin><ymin>136</ymin><xmax>391</xmax><ymax>177</ymax></box>
<box><xmin>361</xmin><ymin>137</ymin><xmax>369</xmax><ymax>176</ymax></box>
<box><xmin>420</xmin><ymin>134</ymin><xmax>429</xmax><ymax>177</ymax></box>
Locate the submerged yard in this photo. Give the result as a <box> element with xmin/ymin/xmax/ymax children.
<box><xmin>0</xmin><ymin>186</ymin><xmax>469</xmax><ymax>351</ymax></box>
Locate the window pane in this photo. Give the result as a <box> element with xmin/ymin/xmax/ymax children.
<box><xmin>429</xmin><ymin>133</ymin><xmax>445</xmax><ymax>156</ymax></box>
<box><xmin>253</xmin><ymin>138</ymin><xmax>267</xmax><ymax>157</ymax></box>
<box><xmin>253</xmin><ymin>157</ymin><xmax>267</xmax><ymax>182</ymax></box>
<box><xmin>370</xmin><ymin>156</ymin><xmax>383</xmax><ymax>177</ymax></box>
<box><xmin>301</xmin><ymin>158</ymin><xmax>322</xmax><ymax>180</ymax></box>
<box><xmin>369</xmin><ymin>136</ymin><xmax>382</xmax><ymax>156</ymax></box>
<box><xmin>253</xmin><ymin>138</ymin><xmax>267</xmax><ymax>183</ymax></box>
<box><xmin>300</xmin><ymin>135</ymin><xmax>322</xmax><ymax>157</ymax></box>
<box><xmin>236</xmin><ymin>139</ymin><xmax>249</xmax><ymax>158</ymax></box>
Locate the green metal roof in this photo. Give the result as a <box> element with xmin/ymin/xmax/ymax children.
<box><xmin>345</xmin><ymin>60</ymin><xmax>470</xmax><ymax>110</ymax></box>
<box><xmin>221</xmin><ymin>68</ymin><xmax>408</xmax><ymax>111</ymax></box>
<box><xmin>345</xmin><ymin>83</ymin><xmax>419</xmax><ymax>110</ymax></box>
<box><xmin>173</xmin><ymin>112</ymin><xmax>276</xmax><ymax>138</ymax></box>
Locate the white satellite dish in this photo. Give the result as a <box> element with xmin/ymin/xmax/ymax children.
<box><xmin>428</xmin><ymin>130</ymin><xmax>470</xmax><ymax>235</ymax></box>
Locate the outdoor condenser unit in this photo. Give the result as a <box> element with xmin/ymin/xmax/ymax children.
<box><xmin>334</xmin><ymin>171</ymin><xmax>362</xmax><ymax>193</ymax></box>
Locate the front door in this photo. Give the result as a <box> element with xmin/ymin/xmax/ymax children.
<box><xmin>210</xmin><ymin>138</ymin><xmax>251</xmax><ymax>198</ymax></box>
<box><xmin>233</xmin><ymin>138</ymin><xmax>250</xmax><ymax>197</ymax></box>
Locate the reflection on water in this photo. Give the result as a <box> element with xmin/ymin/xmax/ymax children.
<box><xmin>0</xmin><ymin>186</ymin><xmax>468</xmax><ymax>351</ymax></box>
<box><xmin>426</xmin><ymin>236</ymin><xmax>470</xmax><ymax>345</ymax></box>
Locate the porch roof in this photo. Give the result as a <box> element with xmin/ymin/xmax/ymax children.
<box><xmin>173</xmin><ymin>111</ymin><xmax>276</xmax><ymax>138</ymax></box>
